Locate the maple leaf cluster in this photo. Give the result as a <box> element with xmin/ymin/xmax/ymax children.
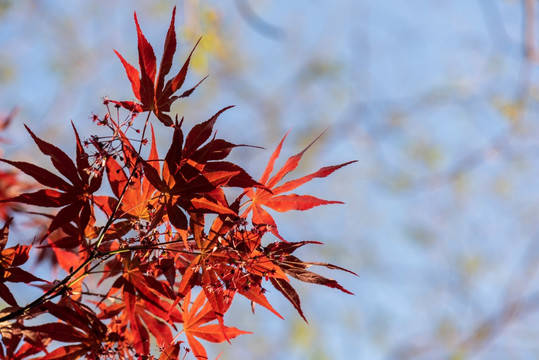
<box><xmin>0</xmin><ymin>7</ymin><xmax>356</xmax><ymax>360</ymax></box>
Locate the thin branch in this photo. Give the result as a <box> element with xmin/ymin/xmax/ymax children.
<box><xmin>235</xmin><ymin>0</ymin><xmax>285</xmax><ymax>39</ymax></box>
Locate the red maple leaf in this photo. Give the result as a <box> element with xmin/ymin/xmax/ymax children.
<box><xmin>265</xmin><ymin>240</ymin><xmax>357</xmax><ymax>321</ymax></box>
<box><xmin>0</xmin><ymin>219</ymin><xmax>43</xmax><ymax>307</ymax></box>
<box><xmin>114</xmin><ymin>6</ymin><xmax>204</xmax><ymax>126</ymax></box>
<box><xmin>212</xmin><ymin>228</ymin><xmax>287</xmax><ymax>319</ymax></box>
<box><xmin>242</xmin><ymin>131</ymin><xmax>356</xmax><ymax>239</ymax></box>
<box><xmin>98</xmin><ymin>254</ymin><xmax>181</xmax><ymax>355</ymax></box>
<box><xmin>0</xmin><ymin>124</ymin><xmax>102</xmax><ymax>238</ymax></box>
<box><xmin>140</xmin><ymin>108</ymin><xmax>259</xmax><ymax>232</ymax></box>
<box><xmin>0</xmin><ymin>169</ymin><xmax>30</xmax><ymax>221</ymax></box>
<box><xmin>28</xmin><ymin>298</ymin><xmax>109</xmax><ymax>359</ymax></box>
<box><xmin>181</xmin><ymin>290</ymin><xmax>250</xmax><ymax>360</ymax></box>
<box><xmin>94</xmin><ymin>125</ymin><xmax>160</xmax><ymax>223</ymax></box>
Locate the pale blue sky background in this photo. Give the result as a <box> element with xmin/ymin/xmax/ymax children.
<box><xmin>2</xmin><ymin>1</ymin><xmax>539</xmax><ymax>359</ymax></box>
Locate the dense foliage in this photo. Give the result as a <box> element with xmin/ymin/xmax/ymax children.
<box><xmin>0</xmin><ymin>8</ymin><xmax>355</xmax><ymax>359</ymax></box>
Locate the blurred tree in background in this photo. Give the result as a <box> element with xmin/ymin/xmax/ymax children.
<box><xmin>2</xmin><ymin>0</ymin><xmax>539</xmax><ymax>359</ymax></box>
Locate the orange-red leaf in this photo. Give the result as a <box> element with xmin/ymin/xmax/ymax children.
<box><xmin>262</xmin><ymin>194</ymin><xmax>343</xmax><ymax>212</ymax></box>
<box><xmin>182</xmin><ymin>290</ymin><xmax>250</xmax><ymax>360</ymax></box>
<box><xmin>242</xmin><ymin>132</ymin><xmax>355</xmax><ymax>237</ymax></box>
<box><xmin>158</xmin><ymin>343</ymin><xmax>181</xmax><ymax>360</ymax></box>
<box><xmin>114</xmin><ymin>50</ymin><xmax>142</xmax><ymax>101</ymax></box>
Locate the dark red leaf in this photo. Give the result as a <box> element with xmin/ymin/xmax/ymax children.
<box><xmin>167</xmin><ymin>37</ymin><xmax>201</xmax><ymax>95</ymax></box>
<box><xmin>134</xmin><ymin>11</ymin><xmax>157</xmax><ymax>108</ymax></box>
<box><xmin>155</xmin><ymin>7</ymin><xmax>177</xmax><ymax>94</ymax></box>
<box><xmin>168</xmin><ymin>203</ymin><xmax>188</xmax><ymax>230</ymax></box>
<box><xmin>0</xmin><ymin>282</ymin><xmax>17</xmax><ymax>306</ymax></box>
<box><xmin>5</xmin><ymin>267</ymin><xmax>44</xmax><ymax>283</ymax></box>
<box><xmin>24</xmin><ymin>125</ymin><xmax>80</xmax><ymax>186</ymax></box>
<box><xmin>0</xmin><ymin>189</ymin><xmax>70</xmax><ymax>207</ymax></box>
<box><xmin>108</xmin><ymin>100</ymin><xmax>143</xmax><ymax>113</ymax></box>
<box><xmin>270</xmin><ymin>277</ymin><xmax>307</xmax><ymax>322</ymax></box>
<box><xmin>0</xmin><ymin>158</ymin><xmax>71</xmax><ymax>191</ymax></box>
<box><xmin>47</xmin><ymin>201</ymin><xmax>84</xmax><ymax>235</ymax></box>
<box><xmin>284</xmin><ymin>267</ymin><xmax>354</xmax><ymax>295</ymax></box>
<box><xmin>184</xmin><ymin>106</ymin><xmax>234</xmax><ymax>157</ymax></box>
<box><xmin>25</xmin><ymin>323</ymin><xmax>87</xmax><ymax>343</ymax></box>
<box><xmin>177</xmin><ymin>75</ymin><xmax>207</xmax><ymax>98</ymax></box>
<box><xmin>164</xmin><ymin>124</ymin><xmax>184</xmax><ymax>174</ymax></box>
<box><xmin>11</xmin><ymin>244</ymin><xmax>31</xmax><ymax>266</ymax></box>
<box><xmin>205</xmin><ymin>161</ymin><xmax>261</xmax><ymax>189</ymax></box>
<box><xmin>0</xmin><ymin>217</ymin><xmax>11</xmax><ymax>249</ymax></box>
<box><xmin>37</xmin><ymin>345</ymin><xmax>87</xmax><ymax>360</ymax></box>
